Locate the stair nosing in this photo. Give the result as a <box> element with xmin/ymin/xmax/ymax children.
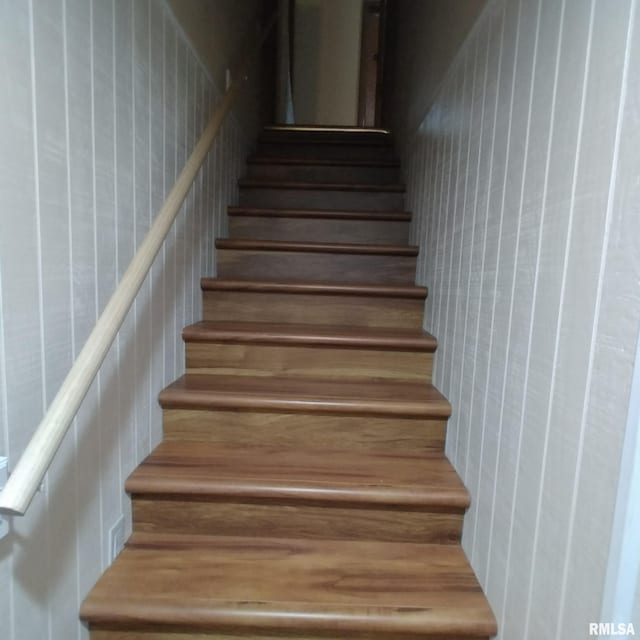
<box><xmin>247</xmin><ymin>156</ymin><xmax>401</xmax><ymax>167</ymax></box>
<box><xmin>200</xmin><ymin>278</ymin><xmax>428</xmax><ymax>299</ymax></box>
<box><xmin>215</xmin><ymin>238</ymin><xmax>419</xmax><ymax>257</ymax></box>
<box><xmin>228</xmin><ymin>206</ymin><xmax>411</xmax><ymax>221</ymax></box>
<box><xmin>127</xmin><ymin>480</ymin><xmax>468</xmax><ymax>510</ymax></box>
<box><xmin>182</xmin><ymin>321</ymin><xmax>437</xmax><ymax>352</ymax></box>
<box><xmin>158</xmin><ymin>374</ymin><xmax>451</xmax><ymax>418</ymax></box>
<box><xmin>238</xmin><ymin>179</ymin><xmax>406</xmax><ymax>193</ymax></box>
<box><xmin>263</xmin><ymin>125</ymin><xmax>391</xmax><ymax>134</ymax></box>
<box><xmin>126</xmin><ymin>444</ymin><xmax>468</xmax><ymax>509</ymax></box>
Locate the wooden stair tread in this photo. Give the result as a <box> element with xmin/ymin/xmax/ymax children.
<box><xmin>228</xmin><ymin>206</ymin><xmax>411</xmax><ymax>221</ymax></box>
<box><xmin>159</xmin><ymin>374</ymin><xmax>451</xmax><ymax>418</ymax></box>
<box><xmin>260</xmin><ymin>125</ymin><xmax>393</xmax><ymax>145</ymax></box>
<box><xmin>81</xmin><ymin>532</ymin><xmax>497</xmax><ymax>636</ymax></box>
<box><xmin>264</xmin><ymin>124</ymin><xmax>391</xmax><ymax>134</ymax></box>
<box><xmin>126</xmin><ymin>442</ymin><xmax>468</xmax><ymax>508</ymax></box>
<box><xmin>248</xmin><ymin>155</ymin><xmax>401</xmax><ymax>167</ymax></box>
<box><xmin>238</xmin><ymin>178</ymin><xmax>406</xmax><ymax>192</ymax></box>
<box><xmin>216</xmin><ymin>238</ymin><xmax>418</xmax><ymax>256</ymax></box>
<box><xmin>201</xmin><ymin>277</ymin><xmax>427</xmax><ymax>299</ymax></box>
<box><xmin>182</xmin><ymin>321</ymin><xmax>437</xmax><ymax>351</ymax></box>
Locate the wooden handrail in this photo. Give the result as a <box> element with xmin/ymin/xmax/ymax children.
<box><xmin>0</xmin><ymin>12</ymin><xmax>277</xmax><ymax>517</ymax></box>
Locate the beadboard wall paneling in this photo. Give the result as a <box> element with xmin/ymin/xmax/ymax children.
<box><xmin>403</xmin><ymin>0</ymin><xmax>640</xmax><ymax>637</ymax></box>
<box><xmin>0</xmin><ymin>1</ymin><xmax>248</xmax><ymax>638</ymax></box>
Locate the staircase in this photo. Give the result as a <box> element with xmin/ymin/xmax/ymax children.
<box><xmin>81</xmin><ymin>126</ymin><xmax>497</xmax><ymax>640</ymax></box>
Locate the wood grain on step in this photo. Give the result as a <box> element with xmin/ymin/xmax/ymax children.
<box><xmin>247</xmin><ymin>156</ymin><xmax>400</xmax><ymax>166</ymax></box>
<box><xmin>227</xmin><ymin>207</ymin><xmax>411</xmax><ymax>220</ymax></box>
<box><xmin>244</xmin><ymin>164</ymin><xmax>401</xmax><ymax>185</ymax></box>
<box><xmin>185</xmin><ymin>343</ymin><xmax>433</xmax><ymax>383</ymax></box>
<box><xmin>255</xmin><ymin>142</ymin><xmax>397</xmax><ymax>161</ymax></box>
<box><xmin>238</xmin><ymin>187</ymin><xmax>404</xmax><ymax>212</ymax></box>
<box><xmin>258</xmin><ymin>134</ymin><xmax>393</xmax><ymax>146</ymax></box>
<box><xmin>81</xmin><ymin>533</ymin><xmax>497</xmax><ymax>637</ymax></box>
<box><xmin>200</xmin><ymin>281</ymin><xmax>427</xmax><ymax>329</ymax></box>
<box><xmin>182</xmin><ymin>321</ymin><xmax>437</xmax><ymax>351</ymax></box>
<box><xmin>126</xmin><ymin>442</ymin><xmax>468</xmax><ymax>509</ymax></box>
<box><xmin>215</xmin><ymin>239</ymin><xmax>417</xmax><ymax>255</ymax></box>
<box><xmin>200</xmin><ymin>278</ymin><xmax>427</xmax><ymax>298</ymax></box>
<box><xmin>128</xmin><ymin>443</ymin><xmax>467</xmax><ymax>543</ymax></box>
<box><xmin>132</xmin><ymin>499</ymin><xmax>464</xmax><ymax>545</ymax></box>
<box><xmin>182</xmin><ymin>322</ymin><xmax>435</xmax><ymax>382</ymax></box>
<box><xmin>229</xmin><ymin>215</ymin><xmax>409</xmax><ymax>244</ymax></box>
<box><xmin>259</xmin><ymin>128</ymin><xmax>393</xmax><ymax>145</ymax></box>
<box><xmin>217</xmin><ymin>251</ymin><xmax>416</xmax><ymax>285</ymax></box>
<box><xmin>163</xmin><ymin>410</ymin><xmax>446</xmax><ymax>453</ymax></box>
<box><xmin>203</xmin><ymin>291</ymin><xmax>425</xmax><ymax>329</ymax></box>
<box><xmin>93</xmin><ymin>630</ymin><xmax>491</xmax><ymax>640</ymax></box>
<box><xmin>258</xmin><ymin>132</ymin><xmax>393</xmax><ymax>146</ymax></box>
<box><xmin>93</xmin><ymin>632</ymin><xmax>491</xmax><ymax>640</ymax></box>
<box><xmin>84</xmin><ymin>125</ymin><xmax>497</xmax><ymax>640</ymax></box>
<box><xmin>238</xmin><ymin>179</ymin><xmax>405</xmax><ymax>193</ymax></box>
<box><xmin>258</xmin><ymin>137</ymin><xmax>393</xmax><ymax>148</ymax></box>
<box><xmin>158</xmin><ymin>375</ymin><xmax>451</xmax><ymax>418</ymax></box>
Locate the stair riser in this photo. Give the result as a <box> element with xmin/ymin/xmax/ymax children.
<box><xmin>132</xmin><ymin>499</ymin><xmax>463</xmax><ymax>545</ymax></box>
<box><xmin>246</xmin><ymin>163</ymin><xmax>401</xmax><ymax>183</ymax></box>
<box><xmin>238</xmin><ymin>188</ymin><xmax>404</xmax><ymax>211</ymax></box>
<box><xmin>217</xmin><ymin>251</ymin><xmax>416</xmax><ymax>285</ymax></box>
<box><xmin>203</xmin><ymin>291</ymin><xmax>425</xmax><ymax>329</ymax></box>
<box><xmin>229</xmin><ymin>217</ymin><xmax>410</xmax><ymax>244</ymax></box>
<box><xmin>163</xmin><ymin>409</ymin><xmax>446</xmax><ymax>454</ymax></box>
<box><xmin>92</xmin><ymin>629</ymin><xmax>492</xmax><ymax>640</ymax></box>
<box><xmin>185</xmin><ymin>343</ymin><xmax>433</xmax><ymax>383</ymax></box>
<box><xmin>256</xmin><ymin>142</ymin><xmax>397</xmax><ymax>160</ymax></box>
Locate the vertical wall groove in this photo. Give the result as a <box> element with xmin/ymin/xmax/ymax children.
<box><xmin>517</xmin><ymin>0</ymin><xmax>566</xmax><ymax>631</ymax></box>
<box><xmin>554</xmin><ymin>1</ymin><xmax>636</xmax><ymax>635</ymax></box>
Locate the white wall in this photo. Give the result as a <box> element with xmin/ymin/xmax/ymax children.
<box><xmin>403</xmin><ymin>0</ymin><xmax>640</xmax><ymax>637</ymax></box>
<box><xmin>293</xmin><ymin>0</ymin><xmax>362</xmax><ymax>125</ymax></box>
<box><xmin>0</xmin><ymin>0</ymin><xmax>249</xmax><ymax>638</ymax></box>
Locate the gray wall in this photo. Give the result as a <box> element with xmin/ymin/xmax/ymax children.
<box><xmin>401</xmin><ymin>0</ymin><xmax>640</xmax><ymax>637</ymax></box>
<box><xmin>168</xmin><ymin>0</ymin><xmax>270</xmax><ymax>138</ymax></box>
<box><xmin>387</xmin><ymin>0</ymin><xmax>486</xmax><ymax>144</ymax></box>
<box><xmin>293</xmin><ymin>0</ymin><xmax>363</xmax><ymax>125</ymax></box>
<box><xmin>0</xmin><ymin>1</ymin><xmax>249</xmax><ymax>637</ymax></box>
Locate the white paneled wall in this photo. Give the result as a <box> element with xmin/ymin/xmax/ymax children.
<box><xmin>0</xmin><ymin>0</ymin><xmax>249</xmax><ymax>638</ymax></box>
<box><xmin>404</xmin><ymin>0</ymin><xmax>640</xmax><ymax>637</ymax></box>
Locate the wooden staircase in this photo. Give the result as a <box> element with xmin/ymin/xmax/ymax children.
<box><xmin>81</xmin><ymin>126</ymin><xmax>497</xmax><ymax>640</ymax></box>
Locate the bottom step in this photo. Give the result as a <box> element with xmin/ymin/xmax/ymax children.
<box><xmin>82</xmin><ymin>533</ymin><xmax>497</xmax><ymax>639</ymax></box>
<box><xmin>126</xmin><ymin>441</ymin><xmax>469</xmax><ymax>543</ymax></box>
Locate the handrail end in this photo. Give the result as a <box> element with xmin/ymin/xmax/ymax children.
<box><xmin>0</xmin><ymin>504</ymin><xmax>23</xmax><ymax>517</ymax></box>
<box><xmin>0</xmin><ymin>484</ymin><xmax>28</xmax><ymax>517</ymax></box>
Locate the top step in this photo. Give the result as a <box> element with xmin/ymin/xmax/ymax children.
<box><xmin>260</xmin><ymin>125</ymin><xmax>393</xmax><ymax>146</ymax></box>
<box><xmin>256</xmin><ymin>127</ymin><xmax>398</xmax><ymax>162</ymax></box>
